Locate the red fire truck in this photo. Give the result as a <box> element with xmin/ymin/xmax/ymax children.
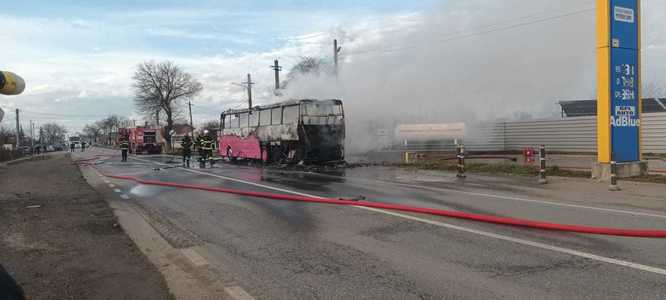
<box><xmin>119</xmin><ymin>126</ymin><xmax>162</xmax><ymax>154</ymax></box>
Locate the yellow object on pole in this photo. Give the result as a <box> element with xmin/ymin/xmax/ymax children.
<box><xmin>0</xmin><ymin>71</ymin><xmax>26</xmax><ymax>95</ymax></box>
<box><xmin>596</xmin><ymin>0</ymin><xmax>641</xmax><ymax>163</ymax></box>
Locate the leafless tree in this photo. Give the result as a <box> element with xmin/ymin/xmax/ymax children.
<box><xmin>82</xmin><ymin>124</ymin><xmax>102</xmax><ymax>143</ymax></box>
<box><xmin>133</xmin><ymin>61</ymin><xmax>203</xmax><ymax>149</ymax></box>
<box><xmin>0</xmin><ymin>125</ymin><xmax>13</xmax><ymax>145</ymax></box>
<box><xmin>196</xmin><ymin>120</ymin><xmax>220</xmax><ymax>137</ymax></box>
<box><xmin>41</xmin><ymin>123</ymin><xmax>68</xmax><ymax>145</ymax></box>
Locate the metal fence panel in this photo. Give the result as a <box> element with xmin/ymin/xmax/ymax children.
<box><xmin>466</xmin><ymin>113</ymin><xmax>666</xmax><ymax>154</ymax></box>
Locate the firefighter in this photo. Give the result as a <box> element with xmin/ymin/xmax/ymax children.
<box><xmin>195</xmin><ymin>133</ymin><xmax>205</xmax><ymax>168</ymax></box>
<box><xmin>205</xmin><ymin>131</ymin><xmax>215</xmax><ymax>167</ymax></box>
<box><xmin>181</xmin><ymin>134</ymin><xmax>193</xmax><ymax>168</ymax></box>
<box><xmin>199</xmin><ymin>130</ymin><xmax>213</xmax><ymax>168</ymax></box>
<box><xmin>119</xmin><ymin>136</ymin><xmax>130</xmax><ymax>162</ymax></box>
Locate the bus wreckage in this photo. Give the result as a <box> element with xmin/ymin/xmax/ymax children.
<box><xmin>219</xmin><ymin>99</ymin><xmax>345</xmax><ymax>164</ymax></box>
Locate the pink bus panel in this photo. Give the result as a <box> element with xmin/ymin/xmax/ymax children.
<box><xmin>219</xmin><ymin>134</ymin><xmax>264</xmax><ymax>160</ymax></box>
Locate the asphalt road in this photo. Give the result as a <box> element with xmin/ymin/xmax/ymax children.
<box><xmin>77</xmin><ymin>148</ymin><xmax>666</xmax><ymax>299</ymax></box>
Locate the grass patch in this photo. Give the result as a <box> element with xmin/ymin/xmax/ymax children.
<box><xmin>391</xmin><ymin>160</ymin><xmax>594</xmax><ymax>178</ymax></box>
<box><xmin>625</xmin><ymin>175</ymin><xmax>666</xmax><ymax>184</ymax></box>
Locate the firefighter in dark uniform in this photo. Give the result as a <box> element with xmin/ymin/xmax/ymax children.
<box><xmin>196</xmin><ymin>133</ymin><xmax>206</xmax><ymax>168</ymax></box>
<box><xmin>205</xmin><ymin>131</ymin><xmax>216</xmax><ymax>167</ymax></box>
<box><xmin>120</xmin><ymin>136</ymin><xmax>129</xmax><ymax>162</ymax></box>
<box><xmin>199</xmin><ymin>130</ymin><xmax>213</xmax><ymax>168</ymax></box>
<box><xmin>181</xmin><ymin>134</ymin><xmax>193</xmax><ymax>168</ymax></box>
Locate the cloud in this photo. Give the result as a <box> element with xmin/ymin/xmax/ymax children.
<box><xmin>2</xmin><ymin>0</ymin><xmax>666</xmax><ymax>142</ymax></box>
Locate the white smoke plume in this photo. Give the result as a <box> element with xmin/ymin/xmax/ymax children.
<box><xmin>277</xmin><ymin>0</ymin><xmax>666</xmax><ymax>154</ymax></box>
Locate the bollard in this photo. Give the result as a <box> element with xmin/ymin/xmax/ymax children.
<box><xmin>609</xmin><ymin>161</ymin><xmax>621</xmax><ymax>191</ymax></box>
<box><xmin>538</xmin><ymin>145</ymin><xmax>547</xmax><ymax>184</ymax></box>
<box><xmin>456</xmin><ymin>144</ymin><xmax>466</xmax><ymax>178</ymax></box>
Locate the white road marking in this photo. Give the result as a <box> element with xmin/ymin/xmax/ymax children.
<box><xmin>131</xmin><ymin>156</ymin><xmax>666</xmax><ymax>276</ymax></box>
<box><xmin>385</xmin><ymin>181</ymin><xmax>666</xmax><ymax>220</ymax></box>
<box><xmin>120</xmin><ymin>194</ymin><xmax>130</xmax><ymax>200</ymax></box>
<box><xmin>359</xmin><ymin>207</ymin><xmax>666</xmax><ymax>276</ymax></box>
<box><xmin>103</xmin><ymin>180</ymin><xmax>110</xmax><ymax>184</ymax></box>
<box><xmin>108</xmin><ymin>183</ymin><xmax>115</xmax><ymax>188</ymax></box>
<box><xmin>114</xmin><ymin>188</ymin><xmax>122</xmax><ymax>193</ymax></box>
<box><xmin>284</xmin><ymin>168</ymin><xmax>666</xmax><ymax>220</ymax></box>
<box><xmin>224</xmin><ymin>286</ymin><xmax>255</xmax><ymax>300</ymax></box>
<box><xmin>181</xmin><ymin>247</ymin><xmax>209</xmax><ymax>267</ymax></box>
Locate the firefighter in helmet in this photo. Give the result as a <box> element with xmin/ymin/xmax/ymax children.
<box><xmin>119</xmin><ymin>135</ymin><xmax>130</xmax><ymax>162</ymax></box>
<box><xmin>205</xmin><ymin>131</ymin><xmax>216</xmax><ymax>167</ymax></box>
<box><xmin>181</xmin><ymin>134</ymin><xmax>193</xmax><ymax>168</ymax></box>
<box><xmin>198</xmin><ymin>130</ymin><xmax>213</xmax><ymax>168</ymax></box>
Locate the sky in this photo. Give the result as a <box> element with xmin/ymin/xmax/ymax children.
<box><xmin>1</xmin><ymin>0</ymin><xmax>666</xmax><ymax>149</ymax></box>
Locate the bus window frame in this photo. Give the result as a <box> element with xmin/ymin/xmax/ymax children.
<box><xmin>271</xmin><ymin>107</ymin><xmax>282</xmax><ymax>125</ymax></box>
<box><xmin>224</xmin><ymin>114</ymin><xmax>241</xmax><ymax>129</ymax></box>
<box><xmin>282</xmin><ymin>105</ymin><xmax>299</xmax><ymax>125</ymax></box>
<box><xmin>249</xmin><ymin>110</ymin><xmax>259</xmax><ymax>127</ymax></box>
<box><xmin>239</xmin><ymin>112</ymin><xmax>249</xmax><ymax>128</ymax></box>
<box><xmin>259</xmin><ymin>109</ymin><xmax>271</xmax><ymax>126</ymax></box>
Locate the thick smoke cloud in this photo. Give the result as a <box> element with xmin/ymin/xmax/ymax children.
<box><xmin>279</xmin><ymin>0</ymin><xmax>605</xmax><ymax>153</ymax></box>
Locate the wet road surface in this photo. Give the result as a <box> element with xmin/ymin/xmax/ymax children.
<box><xmin>77</xmin><ymin>148</ymin><xmax>666</xmax><ymax>299</ymax></box>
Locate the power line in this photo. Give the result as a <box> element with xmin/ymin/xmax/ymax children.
<box><xmin>346</xmin><ymin>7</ymin><xmax>595</xmax><ymax>57</ymax></box>
<box><xmin>277</xmin><ymin>2</ymin><xmax>596</xmax><ymax>51</ymax></box>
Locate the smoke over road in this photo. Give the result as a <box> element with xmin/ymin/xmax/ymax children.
<box><xmin>278</xmin><ymin>0</ymin><xmax>607</xmax><ymax>153</ymax></box>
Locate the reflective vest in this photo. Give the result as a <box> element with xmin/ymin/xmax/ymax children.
<box><xmin>120</xmin><ymin>141</ymin><xmax>129</xmax><ymax>150</ymax></box>
<box><xmin>201</xmin><ymin>138</ymin><xmax>213</xmax><ymax>150</ymax></box>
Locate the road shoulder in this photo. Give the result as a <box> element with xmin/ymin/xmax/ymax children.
<box><xmin>79</xmin><ymin>157</ymin><xmax>246</xmax><ymax>300</ymax></box>
<box><xmin>0</xmin><ymin>153</ymin><xmax>172</xmax><ymax>299</ymax></box>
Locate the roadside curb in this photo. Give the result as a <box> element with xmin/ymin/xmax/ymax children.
<box><xmin>0</xmin><ymin>155</ymin><xmax>33</xmax><ymax>167</ymax></box>
<box><xmin>78</xmin><ymin>160</ymin><xmax>250</xmax><ymax>300</ymax></box>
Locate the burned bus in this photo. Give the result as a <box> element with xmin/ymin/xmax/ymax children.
<box><xmin>219</xmin><ymin>99</ymin><xmax>345</xmax><ymax>164</ymax></box>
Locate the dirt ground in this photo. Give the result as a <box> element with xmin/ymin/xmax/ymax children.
<box><xmin>0</xmin><ymin>153</ymin><xmax>172</xmax><ymax>299</ymax></box>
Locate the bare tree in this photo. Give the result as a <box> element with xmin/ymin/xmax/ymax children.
<box><xmin>0</xmin><ymin>125</ymin><xmax>13</xmax><ymax>145</ymax></box>
<box><xmin>133</xmin><ymin>61</ymin><xmax>203</xmax><ymax>149</ymax></box>
<box><xmin>82</xmin><ymin>124</ymin><xmax>101</xmax><ymax>143</ymax></box>
<box><xmin>41</xmin><ymin>123</ymin><xmax>68</xmax><ymax>145</ymax></box>
<box><xmin>281</xmin><ymin>56</ymin><xmax>332</xmax><ymax>89</ymax></box>
<box><xmin>196</xmin><ymin>120</ymin><xmax>220</xmax><ymax>137</ymax></box>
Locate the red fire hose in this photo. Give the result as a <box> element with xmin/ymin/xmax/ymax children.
<box><xmin>91</xmin><ymin>167</ymin><xmax>666</xmax><ymax>238</ymax></box>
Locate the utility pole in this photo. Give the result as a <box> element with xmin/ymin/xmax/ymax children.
<box><xmin>188</xmin><ymin>100</ymin><xmax>194</xmax><ymax>137</ymax></box>
<box><xmin>271</xmin><ymin>60</ymin><xmax>282</xmax><ymax>90</ymax></box>
<box><xmin>15</xmin><ymin>109</ymin><xmax>20</xmax><ymax>150</ymax></box>
<box><xmin>30</xmin><ymin>120</ymin><xmax>34</xmax><ymax>155</ymax></box>
<box><xmin>242</xmin><ymin>73</ymin><xmax>254</xmax><ymax>109</ymax></box>
<box><xmin>333</xmin><ymin>39</ymin><xmax>342</xmax><ymax>75</ymax></box>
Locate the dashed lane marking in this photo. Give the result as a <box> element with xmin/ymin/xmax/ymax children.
<box><xmin>114</xmin><ymin>188</ymin><xmax>122</xmax><ymax>193</ymax></box>
<box><xmin>108</xmin><ymin>183</ymin><xmax>115</xmax><ymax>188</ymax></box>
<box><xmin>119</xmin><ymin>194</ymin><xmax>130</xmax><ymax>200</ymax></box>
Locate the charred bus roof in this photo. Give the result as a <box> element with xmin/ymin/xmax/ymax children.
<box><xmin>221</xmin><ymin>99</ymin><xmax>342</xmax><ymax>116</ymax></box>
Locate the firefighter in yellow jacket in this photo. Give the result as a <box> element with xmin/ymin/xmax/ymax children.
<box><xmin>197</xmin><ymin>130</ymin><xmax>213</xmax><ymax>168</ymax></box>
<box><xmin>119</xmin><ymin>137</ymin><xmax>130</xmax><ymax>162</ymax></box>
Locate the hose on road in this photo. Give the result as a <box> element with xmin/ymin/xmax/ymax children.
<box><xmin>88</xmin><ymin>165</ymin><xmax>666</xmax><ymax>238</ymax></box>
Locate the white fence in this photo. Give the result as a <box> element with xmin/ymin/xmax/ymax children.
<box><xmin>466</xmin><ymin>112</ymin><xmax>666</xmax><ymax>154</ymax></box>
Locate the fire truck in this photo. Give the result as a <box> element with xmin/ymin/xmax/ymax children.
<box><xmin>119</xmin><ymin>126</ymin><xmax>162</xmax><ymax>154</ymax></box>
